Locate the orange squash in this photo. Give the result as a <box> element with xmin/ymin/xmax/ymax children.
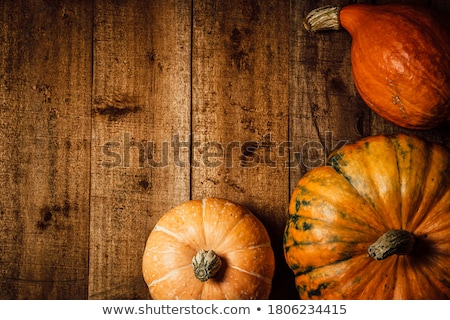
<box><xmin>284</xmin><ymin>134</ymin><xmax>450</xmax><ymax>299</ymax></box>
<box><xmin>142</xmin><ymin>198</ymin><xmax>275</xmax><ymax>299</ymax></box>
<box><xmin>304</xmin><ymin>4</ymin><xmax>450</xmax><ymax>130</ymax></box>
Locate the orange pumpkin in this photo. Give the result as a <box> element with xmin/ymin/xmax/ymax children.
<box><xmin>304</xmin><ymin>4</ymin><xmax>450</xmax><ymax>130</ymax></box>
<box><xmin>284</xmin><ymin>134</ymin><xmax>450</xmax><ymax>299</ymax></box>
<box><xmin>142</xmin><ymin>198</ymin><xmax>275</xmax><ymax>299</ymax></box>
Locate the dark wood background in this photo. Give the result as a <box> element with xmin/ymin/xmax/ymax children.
<box><xmin>1</xmin><ymin>0</ymin><xmax>449</xmax><ymax>299</ymax></box>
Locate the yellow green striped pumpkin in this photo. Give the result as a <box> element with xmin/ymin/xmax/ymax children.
<box><xmin>284</xmin><ymin>134</ymin><xmax>450</xmax><ymax>299</ymax></box>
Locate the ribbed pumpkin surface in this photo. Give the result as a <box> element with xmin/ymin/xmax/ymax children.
<box><xmin>284</xmin><ymin>134</ymin><xmax>450</xmax><ymax>299</ymax></box>
<box><xmin>143</xmin><ymin>198</ymin><xmax>275</xmax><ymax>299</ymax></box>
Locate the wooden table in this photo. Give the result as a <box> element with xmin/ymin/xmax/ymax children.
<box><xmin>1</xmin><ymin>0</ymin><xmax>449</xmax><ymax>299</ymax></box>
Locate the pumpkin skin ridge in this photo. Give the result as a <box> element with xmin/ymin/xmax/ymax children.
<box><xmin>223</xmin><ymin>244</ymin><xmax>275</xmax><ymax>280</ymax></box>
<box><xmin>327</xmin><ymin>134</ymin><xmax>407</xmax><ymax>229</ymax></box>
<box><xmin>147</xmin><ymin>263</ymin><xmax>204</xmax><ymax>299</ymax></box>
<box><xmin>397</xmin><ymin>137</ymin><xmax>450</xmax><ymax>232</ymax></box>
<box><xmin>285</xmin><ymin>235</ymin><xmax>370</xmax><ymax>278</ymax></box>
<box><xmin>151</xmin><ymin>224</ymin><xmax>186</xmax><ymax>243</ymax></box>
<box><xmin>289</xmin><ymin>250</ymin><xmax>356</xmax><ymax>277</ymax></box>
<box><xmin>290</xmin><ymin>182</ymin><xmax>384</xmax><ymax>236</ymax></box>
<box><xmin>147</xmin><ymin>263</ymin><xmax>192</xmax><ymax>289</ymax></box>
<box><xmin>224</xmin><ymin>242</ymin><xmax>273</xmax><ymax>254</ymax></box>
<box><xmin>284</xmin><ymin>213</ymin><xmax>374</xmax><ymax>282</ymax></box>
<box><xmin>389</xmin><ymin>134</ymin><xmax>450</xmax><ymax>231</ymax></box>
<box><xmin>394</xmin><ymin>255</ymin><xmax>450</xmax><ymax>299</ymax></box>
<box><xmin>229</xmin><ymin>265</ymin><xmax>273</xmax><ymax>284</ymax></box>
<box><xmin>409</xmin><ymin>256</ymin><xmax>450</xmax><ymax>298</ymax></box>
<box><xmin>211</xmin><ymin>211</ymin><xmax>252</xmax><ymax>252</ymax></box>
<box><xmin>283</xmin><ymin>213</ymin><xmax>377</xmax><ymax>257</ymax></box>
<box><xmin>293</xmin><ymin>255</ymin><xmax>380</xmax><ymax>299</ymax></box>
<box><xmin>327</xmin><ymin>138</ymin><xmax>402</xmax><ymax>230</ymax></box>
<box><xmin>416</xmin><ymin>171</ymin><xmax>450</xmax><ymax>232</ymax></box>
<box><xmin>392</xmin><ymin>136</ymin><xmax>428</xmax><ymax>231</ymax></box>
<box><xmin>290</xmin><ymin>166</ymin><xmax>388</xmax><ymax>235</ymax></box>
<box><xmin>202</xmin><ymin>198</ymin><xmax>254</xmax><ymax>251</ymax></box>
<box><xmin>286</xmin><ymin>215</ymin><xmax>378</xmax><ymax>248</ymax></box>
<box><xmin>416</xmin><ymin>192</ymin><xmax>450</xmax><ymax>235</ymax></box>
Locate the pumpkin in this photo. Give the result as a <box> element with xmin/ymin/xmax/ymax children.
<box><xmin>283</xmin><ymin>134</ymin><xmax>450</xmax><ymax>299</ymax></box>
<box><xmin>142</xmin><ymin>197</ymin><xmax>275</xmax><ymax>299</ymax></box>
<box><xmin>304</xmin><ymin>4</ymin><xmax>450</xmax><ymax>130</ymax></box>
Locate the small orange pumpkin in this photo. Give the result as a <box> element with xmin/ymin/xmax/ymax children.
<box><xmin>142</xmin><ymin>198</ymin><xmax>275</xmax><ymax>299</ymax></box>
<box><xmin>304</xmin><ymin>4</ymin><xmax>450</xmax><ymax>130</ymax></box>
<box><xmin>284</xmin><ymin>134</ymin><xmax>450</xmax><ymax>299</ymax></box>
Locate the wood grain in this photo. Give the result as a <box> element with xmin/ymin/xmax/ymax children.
<box><xmin>0</xmin><ymin>0</ymin><xmax>92</xmax><ymax>299</ymax></box>
<box><xmin>89</xmin><ymin>0</ymin><xmax>191</xmax><ymax>299</ymax></box>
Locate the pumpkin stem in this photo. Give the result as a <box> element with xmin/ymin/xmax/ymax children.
<box><xmin>368</xmin><ymin>230</ymin><xmax>415</xmax><ymax>260</ymax></box>
<box><xmin>304</xmin><ymin>5</ymin><xmax>342</xmax><ymax>32</ymax></box>
<box><xmin>192</xmin><ymin>249</ymin><xmax>222</xmax><ymax>282</ymax></box>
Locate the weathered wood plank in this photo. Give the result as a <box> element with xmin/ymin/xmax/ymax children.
<box><xmin>0</xmin><ymin>0</ymin><xmax>92</xmax><ymax>299</ymax></box>
<box><xmin>192</xmin><ymin>0</ymin><xmax>295</xmax><ymax>299</ymax></box>
<box><xmin>90</xmin><ymin>0</ymin><xmax>192</xmax><ymax>299</ymax></box>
